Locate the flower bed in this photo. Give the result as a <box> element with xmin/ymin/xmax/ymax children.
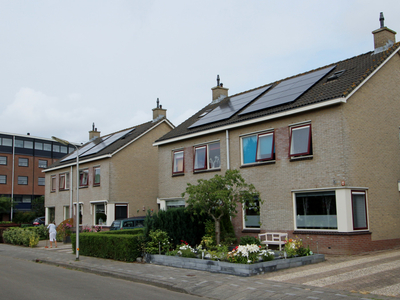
<box><xmin>145</xmin><ymin>253</ymin><xmax>325</xmax><ymax>277</ymax></box>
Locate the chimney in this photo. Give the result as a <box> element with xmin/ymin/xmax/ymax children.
<box><xmin>89</xmin><ymin>123</ymin><xmax>101</xmax><ymax>140</ymax></box>
<box><xmin>372</xmin><ymin>12</ymin><xmax>396</xmax><ymax>52</ymax></box>
<box><xmin>152</xmin><ymin>98</ymin><xmax>167</xmax><ymax>121</ymax></box>
<box><xmin>211</xmin><ymin>75</ymin><xmax>228</xmax><ymax>103</ymax></box>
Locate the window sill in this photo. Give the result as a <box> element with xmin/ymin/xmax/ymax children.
<box><xmin>290</xmin><ymin>155</ymin><xmax>313</xmax><ymax>162</ymax></box>
<box><xmin>59</xmin><ymin>189</ymin><xmax>69</xmax><ymax>192</ymax></box>
<box><xmin>93</xmin><ymin>184</ymin><xmax>100</xmax><ymax>187</ymax></box>
<box><xmin>293</xmin><ymin>230</ymin><xmax>371</xmax><ymax>236</ymax></box>
<box><xmin>79</xmin><ymin>186</ymin><xmax>88</xmax><ymax>189</ymax></box>
<box><xmin>172</xmin><ymin>173</ymin><xmax>185</xmax><ymax>177</ymax></box>
<box><xmin>194</xmin><ymin>168</ymin><xmax>221</xmax><ymax>174</ymax></box>
<box><xmin>240</xmin><ymin>160</ymin><xmax>275</xmax><ymax>168</ymax></box>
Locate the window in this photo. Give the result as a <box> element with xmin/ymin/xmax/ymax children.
<box><xmin>0</xmin><ymin>175</ymin><xmax>6</xmax><ymax>184</ymax></box>
<box><xmin>172</xmin><ymin>150</ymin><xmax>184</xmax><ymax>174</ymax></box>
<box><xmin>18</xmin><ymin>157</ymin><xmax>29</xmax><ymax>167</ymax></box>
<box><xmin>290</xmin><ymin>124</ymin><xmax>312</xmax><ymax>157</ymax></box>
<box><xmin>22</xmin><ymin>195</ymin><xmax>31</xmax><ymax>203</ymax></box>
<box><xmin>295</xmin><ymin>191</ymin><xmax>337</xmax><ymax>230</ymax></box>
<box><xmin>43</xmin><ymin>143</ymin><xmax>52</xmax><ymax>151</ymax></box>
<box><xmin>166</xmin><ymin>199</ymin><xmax>185</xmax><ymax>209</ymax></box>
<box><xmin>60</xmin><ymin>146</ymin><xmax>68</xmax><ymax>154</ymax></box>
<box><xmin>94</xmin><ymin>167</ymin><xmax>100</xmax><ymax>186</ymax></box>
<box><xmin>51</xmin><ymin>175</ymin><xmax>56</xmax><ymax>192</ymax></box>
<box><xmin>79</xmin><ymin>169</ymin><xmax>89</xmax><ymax>187</ymax></box>
<box><xmin>18</xmin><ymin>176</ymin><xmax>28</xmax><ymax>185</ymax></box>
<box><xmin>244</xmin><ymin>199</ymin><xmax>260</xmax><ymax>229</ymax></box>
<box><xmin>241</xmin><ymin>132</ymin><xmax>274</xmax><ymax>165</ymax></box>
<box><xmin>194</xmin><ymin>142</ymin><xmax>220</xmax><ymax>171</ymax></box>
<box><xmin>94</xmin><ymin>203</ymin><xmax>107</xmax><ymax>225</ymax></box>
<box><xmin>115</xmin><ymin>204</ymin><xmax>128</xmax><ymax>220</ymax></box>
<box><xmin>0</xmin><ymin>156</ymin><xmax>7</xmax><ymax>165</ymax></box>
<box><xmin>59</xmin><ymin>173</ymin><xmax>70</xmax><ymax>190</ymax></box>
<box><xmin>53</xmin><ymin>145</ymin><xmax>60</xmax><ymax>152</ymax></box>
<box><xmin>15</xmin><ymin>139</ymin><xmax>33</xmax><ymax>149</ymax></box>
<box><xmin>48</xmin><ymin>207</ymin><xmax>55</xmax><ymax>223</ymax></box>
<box><xmin>15</xmin><ymin>139</ymin><xmax>24</xmax><ymax>148</ymax></box>
<box><xmin>38</xmin><ymin>177</ymin><xmax>45</xmax><ymax>186</ymax></box>
<box><xmin>24</xmin><ymin>141</ymin><xmax>33</xmax><ymax>149</ymax></box>
<box><xmin>64</xmin><ymin>206</ymin><xmax>70</xmax><ymax>219</ymax></box>
<box><xmin>352</xmin><ymin>191</ymin><xmax>368</xmax><ymax>230</ymax></box>
<box><xmin>38</xmin><ymin>160</ymin><xmax>48</xmax><ymax>168</ymax></box>
<box><xmin>1</xmin><ymin>138</ymin><xmax>12</xmax><ymax>146</ymax></box>
<box><xmin>35</xmin><ymin>142</ymin><xmax>43</xmax><ymax>150</ymax></box>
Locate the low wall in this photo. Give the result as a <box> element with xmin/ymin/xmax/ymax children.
<box><xmin>146</xmin><ymin>254</ymin><xmax>325</xmax><ymax>277</ymax></box>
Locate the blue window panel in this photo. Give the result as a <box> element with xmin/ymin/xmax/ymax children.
<box><xmin>242</xmin><ymin>135</ymin><xmax>257</xmax><ymax>164</ymax></box>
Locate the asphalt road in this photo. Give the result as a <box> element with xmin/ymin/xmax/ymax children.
<box><xmin>0</xmin><ymin>255</ymin><xmax>203</xmax><ymax>300</ymax></box>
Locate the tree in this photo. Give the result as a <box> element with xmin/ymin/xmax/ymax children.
<box><xmin>32</xmin><ymin>196</ymin><xmax>45</xmax><ymax>217</ymax></box>
<box><xmin>0</xmin><ymin>196</ymin><xmax>13</xmax><ymax>219</ymax></box>
<box><xmin>182</xmin><ymin>169</ymin><xmax>261</xmax><ymax>245</ymax></box>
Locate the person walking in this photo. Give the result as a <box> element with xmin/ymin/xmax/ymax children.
<box><xmin>47</xmin><ymin>221</ymin><xmax>57</xmax><ymax>248</ymax></box>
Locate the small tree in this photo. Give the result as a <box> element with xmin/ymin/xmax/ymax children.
<box><xmin>0</xmin><ymin>196</ymin><xmax>13</xmax><ymax>220</ymax></box>
<box><xmin>182</xmin><ymin>169</ymin><xmax>261</xmax><ymax>245</ymax></box>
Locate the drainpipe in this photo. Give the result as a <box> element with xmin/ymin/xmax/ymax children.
<box><xmin>70</xmin><ymin>165</ymin><xmax>73</xmax><ymax>219</ymax></box>
<box><xmin>11</xmin><ymin>136</ymin><xmax>15</xmax><ymax>221</ymax></box>
<box><xmin>226</xmin><ymin>130</ymin><xmax>230</xmax><ymax>170</ymax></box>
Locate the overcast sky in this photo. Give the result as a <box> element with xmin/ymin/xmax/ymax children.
<box><xmin>1</xmin><ymin>1</ymin><xmax>399</xmax><ymax>144</ymax></box>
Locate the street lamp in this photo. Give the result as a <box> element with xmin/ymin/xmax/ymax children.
<box><xmin>52</xmin><ymin>136</ymin><xmax>80</xmax><ymax>260</ymax></box>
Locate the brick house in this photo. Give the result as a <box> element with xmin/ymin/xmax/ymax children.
<box><xmin>43</xmin><ymin>102</ymin><xmax>174</xmax><ymax>227</ymax></box>
<box><xmin>154</xmin><ymin>17</ymin><xmax>400</xmax><ymax>254</ymax></box>
<box><xmin>0</xmin><ymin>131</ymin><xmax>77</xmax><ymax>221</ymax></box>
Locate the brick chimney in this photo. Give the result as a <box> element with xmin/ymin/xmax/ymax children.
<box><xmin>211</xmin><ymin>75</ymin><xmax>228</xmax><ymax>103</ymax></box>
<box><xmin>89</xmin><ymin>123</ymin><xmax>100</xmax><ymax>140</ymax></box>
<box><xmin>372</xmin><ymin>12</ymin><xmax>396</xmax><ymax>52</ymax></box>
<box><xmin>152</xmin><ymin>98</ymin><xmax>167</xmax><ymax>121</ymax></box>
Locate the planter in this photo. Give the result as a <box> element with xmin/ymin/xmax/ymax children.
<box><xmin>146</xmin><ymin>253</ymin><xmax>325</xmax><ymax>277</ymax></box>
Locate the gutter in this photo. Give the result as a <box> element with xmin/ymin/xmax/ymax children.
<box><xmin>153</xmin><ymin>97</ymin><xmax>346</xmax><ymax>146</ymax></box>
<box><xmin>43</xmin><ymin>154</ymin><xmax>112</xmax><ymax>172</ymax></box>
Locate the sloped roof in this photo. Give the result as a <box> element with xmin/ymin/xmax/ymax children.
<box><xmin>45</xmin><ymin>118</ymin><xmax>172</xmax><ymax>170</ymax></box>
<box><xmin>156</xmin><ymin>43</ymin><xmax>400</xmax><ymax>144</ymax></box>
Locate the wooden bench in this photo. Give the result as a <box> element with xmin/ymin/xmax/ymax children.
<box><xmin>258</xmin><ymin>232</ymin><xmax>288</xmax><ymax>251</ymax></box>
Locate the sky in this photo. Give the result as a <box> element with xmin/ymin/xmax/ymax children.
<box><xmin>1</xmin><ymin>1</ymin><xmax>400</xmax><ymax>144</ymax></box>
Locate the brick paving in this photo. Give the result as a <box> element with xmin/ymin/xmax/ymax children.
<box><xmin>1</xmin><ymin>241</ymin><xmax>400</xmax><ymax>299</ymax></box>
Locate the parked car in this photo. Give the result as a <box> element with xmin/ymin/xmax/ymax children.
<box><xmin>32</xmin><ymin>216</ymin><xmax>45</xmax><ymax>226</ymax></box>
<box><xmin>109</xmin><ymin>217</ymin><xmax>145</xmax><ymax>230</ymax></box>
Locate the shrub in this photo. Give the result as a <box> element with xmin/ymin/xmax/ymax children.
<box><xmin>146</xmin><ymin>229</ymin><xmax>171</xmax><ymax>254</ymax></box>
<box><xmin>284</xmin><ymin>237</ymin><xmax>313</xmax><ymax>257</ymax></box>
<box><xmin>3</xmin><ymin>227</ymin><xmax>40</xmax><ymax>247</ymax></box>
<box><xmin>227</xmin><ymin>244</ymin><xmax>274</xmax><ymax>264</ymax></box>
<box><xmin>27</xmin><ymin>225</ymin><xmax>48</xmax><ymax>240</ymax></box>
<box><xmin>13</xmin><ymin>211</ymin><xmax>36</xmax><ymax>224</ymax></box>
<box><xmin>239</xmin><ymin>235</ymin><xmax>261</xmax><ymax>246</ymax></box>
<box><xmin>98</xmin><ymin>228</ymin><xmax>144</xmax><ymax>235</ymax></box>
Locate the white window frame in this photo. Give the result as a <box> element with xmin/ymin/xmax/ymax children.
<box><xmin>172</xmin><ymin>150</ymin><xmax>184</xmax><ymax>174</ymax></box>
<box><xmin>59</xmin><ymin>172</ymin><xmax>70</xmax><ymax>190</ymax></box>
<box><xmin>79</xmin><ymin>169</ymin><xmax>89</xmax><ymax>187</ymax></box>
<box><xmin>93</xmin><ymin>167</ymin><xmax>101</xmax><ymax>186</ymax></box>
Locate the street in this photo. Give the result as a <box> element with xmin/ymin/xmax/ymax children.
<box><xmin>0</xmin><ymin>255</ymin><xmax>202</xmax><ymax>300</ymax></box>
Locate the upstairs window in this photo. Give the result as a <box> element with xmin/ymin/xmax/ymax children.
<box><xmin>241</xmin><ymin>131</ymin><xmax>274</xmax><ymax>165</ymax></box>
<box><xmin>0</xmin><ymin>156</ymin><xmax>7</xmax><ymax>165</ymax></box>
<box><xmin>38</xmin><ymin>177</ymin><xmax>45</xmax><ymax>186</ymax></box>
<box><xmin>18</xmin><ymin>158</ymin><xmax>29</xmax><ymax>167</ymax></box>
<box><xmin>290</xmin><ymin>124</ymin><xmax>312</xmax><ymax>157</ymax></box>
<box><xmin>194</xmin><ymin>142</ymin><xmax>220</xmax><ymax>171</ymax></box>
<box><xmin>172</xmin><ymin>150</ymin><xmax>184</xmax><ymax>174</ymax></box>
<box><xmin>51</xmin><ymin>175</ymin><xmax>56</xmax><ymax>192</ymax></box>
<box><xmin>79</xmin><ymin>169</ymin><xmax>89</xmax><ymax>187</ymax></box>
<box><xmin>59</xmin><ymin>173</ymin><xmax>70</xmax><ymax>190</ymax></box>
<box><xmin>38</xmin><ymin>160</ymin><xmax>48</xmax><ymax>168</ymax></box>
<box><xmin>0</xmin><ymin>138</ymin><xmax>12</xmax><ymax>146</ymax></box>
<box><xmin>94</xmin><ymin>167</ymin><xmax>101</xmax><ymax>186</ymax></box>
<box><xmin>0</xmin><ymin>175</ymin><xmax>6</xmax><ymax>184</ymax></box>
<box><xmin>18</xmin><ymin>176</ymin><xmax>28</xmax><ymax>185</ymax></box>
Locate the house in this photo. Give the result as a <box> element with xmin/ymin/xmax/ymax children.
<box><xmin>43</xmin><ymin>101</ymin><xmax>174</xmax><ymax>227</ymax></box>
<box><xmin>0</xmin><ymin>131</ymin><xmax>77</xmax><ymax>221</ymax></box>
<box><xmin>153</xmin><ymin>15</ymin><xmax>400</xmax><ymax>254</ymax></box>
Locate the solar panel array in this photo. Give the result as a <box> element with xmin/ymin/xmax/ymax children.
<box><xmin>188</xmin><ymin>86</ymin><xmax>271</xmax><ymax>128</ymax></box>
<box><xmin>60</xmin><ymin>128</ymin><xmax>134</xmax><ymax>162</ymax></box>
<box><xmin>239</xmin><ymin>66</ymin><xmax>336</xmax><ymax>116</ymax></box>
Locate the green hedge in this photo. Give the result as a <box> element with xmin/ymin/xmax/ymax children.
<box><xmin>97</xmin><ymin>228</ymin><xmax>144</xmax><ymax>235</ymax></box>
<box><xmin>2</xmin><ymin>227</ymin><xmax>39</xmax><ymax>247</ymax></box>
<box><xmin>71</xmin><ymin>232</ymin><xmax>144</xmax><ymax>261</ymax></box>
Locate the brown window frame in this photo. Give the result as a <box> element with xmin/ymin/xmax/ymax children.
<box><xmin>255</xmin><ymin>132</ymin><xmax>275</xmax><ymax>162</ymax></box>
<box><xmin>172</xmin><ymin>150</ymin><xmax>184</xmax><ymax>175</ymax></box>
<box><xmin>51</xmin><ymin>175</ymin><xmax>56</xmax><ymax>192</ymax></box>
<box><xmin>79</xmin><ymin>169</ymin><xmax>89</xmax><ymax>187</ymax></box>
<box><xmin>289</xmin><ymin>124</ymin><xmax>312</xmax><ymax>157</ymax></box>
<box><xmin>59</xmin><ymin>173</ymin><xmax>69</xmax><ymax>191</ymax></box>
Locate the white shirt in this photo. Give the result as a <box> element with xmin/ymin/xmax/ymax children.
<box><xmin>47</xmin><ymin>223</ymin><xmax>57</xmax><ymax>234</ymax></box>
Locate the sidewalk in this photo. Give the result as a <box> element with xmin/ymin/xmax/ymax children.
<box><xmin>1</xmin><ymin>240</ymin><xmax>399</xmax><ymax>300</ymax></box>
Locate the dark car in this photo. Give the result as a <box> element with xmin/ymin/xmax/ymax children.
<box><xmin>32</xmin><ymin>216</ymin><xmax>45</xmax><ymax>226</ymax></box>
<box><xmin>109</xmin><ymin>217</ymin><xmax>145</xmax><ymax>230</ymax></box>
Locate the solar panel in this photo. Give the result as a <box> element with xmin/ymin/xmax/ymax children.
<box><xmin>239</xmin><ymin>65</ymin><xmax>336</xmax><ymax>116</ymax></box>
<box><xmin>189</xmin><ymin>85</ymin><xmax>271</xmax><ymax>128</ymax></box>
<box><xmin>80</xmin><ymin>128</ymin><xmax>134</xmax><ymax>157</ymax></box>
<box><xmin>60</xmin><ymin>141</ymin><xmax>97</xmax><ymax>162</ymax></box>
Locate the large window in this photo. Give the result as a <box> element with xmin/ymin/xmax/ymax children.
<box><xmin>79</xmin><ymin>169</ymin><xmax>89</xmax><ymax>187</ymax></box>
<box><xmin>115</xmin><ymin>204</ymin><xmax>128</xmax><ymax>220</ymax></box>
<box><xmin>290</xmin><ymin>124</ymin><xmax>312</xmax><ymax>157</ymax></box>
<box><xmin>18</xmin><ymin>176</ymin><xmax>28</xmax><ymax>185</ymax></box>
<box><xmin>59</xmin><ymin>173</ymin><xmax>70</xmax><ymax>190</ymax></box>
<box><xmin>352</xmin><ymin>191</ymin><xmax>368</xmax><ymax>230</ymax></box>
<box><xmin>295</xmin><ymin>191</ymin><xmax>337</xmax><ymax>230</ymax></box>
<box><xmin>15</xmin><ymin>139</ymin><xmax>33</xmax><ymax>149</ymax></box>
<box><xmin>172</xmin><ymin>150</ymin><xmax>184</xmax><ymax>174</ymax></box>
<box><xmin>18</xmin><ymin>157</ymin><xmax>29</xmax><ymax>167</ymax></box>
<box><xmin>51</xmin><ymin>175</ymin><xmax>56</xmax><ymax>192</ymax></box>
<box><xmin>0</xmin><ymin>156</ymin><xmax>7</xmax><ymax>165</ymax></box>
<box><xmin>244</xmin><ymin>199</ymin><xmax>260</xmax><ymax>229</ymax></box>
<box><xmin>0</xmin><ymin>138</ymin><xmax>12</xmax><ymax>146</ymax></box>
<box><xmin>38</xmin><ymin>160</ymin><xmax>48</xmax><ymax>168</ymax></box>
<box><xmin>242</xmin><ymin>132</ymin><xmax>274</xmax><ymax>165</ymax></box>
<box><xmin>0</xmin><ymin>175</ymin><xmax>6</xmax><ymax>184</ymax></box>
<box><xmin>94</xmin><ymin>167</ymin><xmax>100</xmax><ymax>186</ymax></box>
<box><xmin>94</xmin><ymin>203</ymin><xmax>107</xmax><ymax>225</ymax></box>
<box><xmin>194</xmin><ymin>142</ymin><xmax>220</xmax><ymax>171</ymax></box>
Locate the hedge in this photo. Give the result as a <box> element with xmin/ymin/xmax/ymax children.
<box><xmin>97</xmin><ymin>228</ymin><xmax>144</xmax><ymax>235</ymax></box>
